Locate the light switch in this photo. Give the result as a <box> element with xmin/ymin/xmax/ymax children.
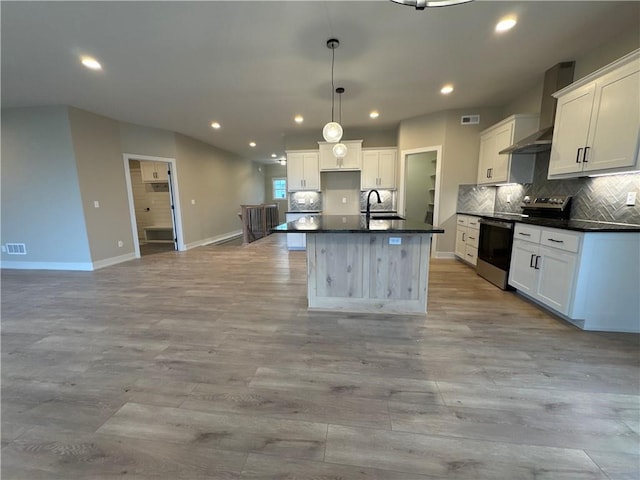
<box><xmin>191</xmin><ymin>199</ymin><xmax>196</xmax><ymax>205</ymax></box>
<box><xmin>342</xmin><ymin>197</ymin><xmax>347</xmax><ymax>204</ymax></box>
<box><xmin>626</xmin><ymin>192</ymin><xmax>637</xmax><ymax>206</ymax></box>
<box><xmin>93</xmin><ymin>201</ymin><xmax>100</xmax><ymax>208</ymax></box>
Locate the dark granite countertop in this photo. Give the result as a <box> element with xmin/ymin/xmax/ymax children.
<box><xmin>458</xmin><ymin>211</ymin><xmax>640</xmax><ymax>233</ymax></box>
<box><xmin>286</xmin><ymin>210</ymin><xmax>321</xmax><ymax>214</ymax></box>
<box><xmin>273</xmin><ymin>214</ymin><xmax>444</xmax><ymax>234</ymax></box>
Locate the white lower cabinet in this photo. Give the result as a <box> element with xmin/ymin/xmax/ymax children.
<box><xmin>509</xmin><ymin>224</ymin><xmax>640</xmax><ymax>333</ymax></box>
<box><xmin>455</xmin><ymin>215</ymin><xmax>480</xmax><ymax>266</ymax></box>
<box><xmin>285</xmin><ymin>213</ymin><xmax>309</xmax><ymax>250</ymax></box>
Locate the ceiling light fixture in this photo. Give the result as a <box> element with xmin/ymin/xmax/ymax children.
<box><xmin>271</xmin><ymin>154</ymin><xmax>277</xmax><ymax>158</ymax></box>
<box><xmin>389</xmin><ymin>0</ymin><xmax>474</xmax><ymax>10</ymax></box>
<box><xmin>211</xmin><ymin>122</ymin><xmax>221</xmax><ymax>129</ymax></box>
<box><xmin>322</xmin><ymin>39</ymin><xmax>343</xmax><ymax>143</ymax></box>
<box><xmin>370</xmin><ymin>111</ymin><xmax>380</xmax><ymax>119</ymax></box>
<box><xmin>496</xmin><ymin>16</ymin><xmax>517</xmax><ymax>33</ymax></box>
<box><xmin>81</xmin><ymin>56</ymin><xmax>102</xmax><ymax>70</ymax></box>
<box><xmin>249</xmin><ymin>142</ymin><xmax>256</xmax><ymax>148</ymax></box>
<box><xmin>440</xmin><ymin>84</ymin><xmax>454</xmax><ymax>95</ymax></box>
<box><xmin>332</xmin><ymin>87</ymin><xmax>348</xmax><ymax>160</ymax></box>
<box><xmin>294</xmin><ymin>115</ymin><xmax>304</xmax><ymax>124</ymax></box>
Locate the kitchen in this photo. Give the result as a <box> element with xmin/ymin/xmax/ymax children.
<box><xmin>1</xmin><ymin>2</ymin><xmax>639</xmax><ymax>478</ymax></box>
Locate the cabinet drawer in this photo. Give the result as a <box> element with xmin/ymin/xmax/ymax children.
<box><xmin>467</xmin><ymin>217</ymin><xmax>480</xmax><ymax>230</ymax></box>
<box><xmin>466</xmin><ymin>230</ymin><xmax>479</xmax><ymax>248</ymax></box>
<box><xmin>465</xmin><ymin>246</ymin><xmax>478</xmax><ymax>265</ymax></box>
<box><xmin>540</xmin><ymin>228</ymin><xmax>581</xmax><ymax>253</ymax></box>
<box><xmin>457</xmin><ymin>216</ymin><xmax>469</xmax><ymax>227</ymax></box>
<box><xmin>514</xmin><ymin>224</ymin><xmax>541</xmax><ymax>243</ymax></box>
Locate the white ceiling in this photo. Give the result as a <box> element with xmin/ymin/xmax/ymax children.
<box><xmin>2</xmin><ymin>1</ymin><xmax>638</xmax><ymax>163</ymax></box>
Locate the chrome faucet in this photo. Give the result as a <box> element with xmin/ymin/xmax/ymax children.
<box><xmin>366</xmin><ymin>189</ymin><xmax>382</xmax><ymax>218</ymax></box>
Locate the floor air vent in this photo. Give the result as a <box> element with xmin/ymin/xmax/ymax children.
<box><xmin>6</xmin><ymin>243</ymin><xmax>27</xmax><ymax>255</ymax></box>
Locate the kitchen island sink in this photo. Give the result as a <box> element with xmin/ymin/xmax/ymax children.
<box><xmin>273</xmin><ymin>215</ymin><xmax>444</xmax><ymax>315</ymax></box>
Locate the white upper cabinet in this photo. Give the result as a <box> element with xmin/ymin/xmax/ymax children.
<box><xmin>362</xmin><ymin>149</ymin><xmax>397</xmax><ymax>189</ymax></box>
<box><xmin>477</xmin><ymin>114</ymin><xmax>539</xmax><ymax>185</ymax></box>
<box><xmin>319</xmin><ymin>140</ymin><xmax>362</xmax><ymax>171</ymax></box>
<box><xmin>549</xmin><ymin>49</ymin><xmax>640</xmax><ymax>178</ymax></box>
<box><xmin>140</xmin><ymin>161</ymin><xmax>168</xmax><ymax>183</ymax></box>
<box><xmin>286</xmin><ymin>150</ymin><xmax>320</xmax><ymax>191</ymax></box>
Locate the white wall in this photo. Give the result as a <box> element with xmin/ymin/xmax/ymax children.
<box><xmin>1</xmin><ymin>106</ymin><xmax>93</xmax><ymax>269</ymax></box>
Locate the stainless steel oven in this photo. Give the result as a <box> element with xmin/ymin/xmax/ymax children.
<box><xmin>477</xmin><ymin>219</ymin><xmax>515</xmax><ymax>290</ymax></box>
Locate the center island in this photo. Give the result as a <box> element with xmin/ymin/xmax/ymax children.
<box><xmin>273</xmin><ymin>214</ymin><xmax>444</xmax><ymax>315</ymax></box>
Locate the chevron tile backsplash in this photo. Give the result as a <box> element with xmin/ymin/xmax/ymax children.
<box><xmin>462</xmin><ymin>152</ymin><xmax>640</xmax><ymax>224</ymax></box>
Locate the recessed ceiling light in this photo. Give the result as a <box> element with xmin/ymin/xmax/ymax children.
<box><xmin>249</xmin><ymin>142</ymin><xmax>256</xmax><ymax>148</ymax></box>
<box><xmin>294</xmin><ymin>115</ymin><xmax>304</xmax><ymax>124</ymax></box>
<box><xmin>271</xmin><ymin>153</ymin><xmax>277</xmax><ymax>158</ymax></box>
<box><xmin>440</xmin><ymin>84</ymin><xmax>454</xmax><ymax>95</ymax></box>
<box><xmin>80</xmin><ymin>56</ymin><xmax>102</xmax><ymax>70</ymax></box>
<box><xmin>496</xmin><ymin>16</ymin><xmax>517</xmax><ymax>33</ymax></box>
<box><xmin>210</xmin><ymin>122</ymin><xmax>221</xmax><ymax>129</ymax></box>
<box><xmin>370</xmin><ymin>111</ymin><xmax>380</xmax><ymax>119</ymax></box>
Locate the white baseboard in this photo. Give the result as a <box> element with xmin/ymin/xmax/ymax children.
<box><xmin>433</xmin><ymin>251</ymin><xmax>456</xmax><ymax>259</ymax></box>
<box><xmin>1</xmin><ymin>260</ymin><xmax>94</xmax><ymax>271</ymax></box>
<box><xmin>186</xmin><ymin>230</ymin><xmax>243</xmax><ymax>250</ymax></box>
<box><xmin>93</xmin><ymin>252</ymin><xmax>137</xmax><ymax>270</ymax></box>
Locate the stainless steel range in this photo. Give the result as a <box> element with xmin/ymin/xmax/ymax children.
<box><xmin>476</xmin><ymin>196</ymin><xmax>572</xmax><ymax>290</ymax></box>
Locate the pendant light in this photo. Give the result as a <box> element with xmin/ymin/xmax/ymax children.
<box><xmin>322</xmin><ymin>38</ymin><xmax>343</xmax><ymax>143</ymax></box>
<box><xmin>390</xmin><ymin>0</ymin><xmax>474</xmax><ymax>9</ymax></box>
<box><xmin>332</xmin><ymin>87</ymin><xmax>348</xmax><ymax>159</ymax></box>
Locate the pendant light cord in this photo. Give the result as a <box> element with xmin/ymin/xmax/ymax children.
<box><xmin>331</xmin><ymin>47</ymin><xmax>335</xmax><ymax>122</ymax></box>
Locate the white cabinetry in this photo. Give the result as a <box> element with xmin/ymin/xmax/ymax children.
<box><xmin>362</xmin><ymin>148</ymin><xmax>397</xmax><ymax>189</ymax></box>
<box><xmin>140</xmin><ymin>161</ymin><xmax>168</xmax><ymax>183</ymax></box>
<box><xmin>455</xmin><ymin>215</ymin><xmax>480</xmax><ymax>266</ymax></box>
<box><xmin>319</xmin><ymin>140</ymin><xmax>362</xmax><ymax>171</ymax></box>
<box><xmin>477</xmin><ymin>114</ymin><xmax>539</xmax><ymax>185</ymax></box>
<box><xmin>509</xmin><ymin>223</ymin><xmax>640</xmax><ymax>332</ymax></box>
<box><xmin>549</xmin><ymin>49</ymin><xmax>640</xmax><ymax>178</ymax></box>
<box><xmin>286</xmin><ymin>151</ymin><xmax>320</xmax><ymax>191</ymax></box>
<box><xmin>285</xmin><ymin>213</ymin><xmax>310</xmax><ymax>250</ymax></box>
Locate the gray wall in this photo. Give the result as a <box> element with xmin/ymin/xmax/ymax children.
<box><xmin>1</xmin><ymin>107</ymin><xmax>266</xmax><ymax>269</ymax></box>
<box><xmin>69</xmin><ymin>107</ymin><xmax>135</xmax><ymax>262</ymax></box>
<box><xmin>398</xmin><ymin>107</ymin><xmax>504</xmax><ymax>255</ymax></box>
<box><xmin>175</xmin><ymin>134</ymin><xmax>265</xmax><ymax>246</ymax></box>
<box><xmin>264</xmin><ymin>164</ymin><xmax>288</xmax><ymax>223</ymax></box>
<box><xmin>1</xmin><ymin>107</ymin><xmax>92</xmax><ymax>267</ymax></box>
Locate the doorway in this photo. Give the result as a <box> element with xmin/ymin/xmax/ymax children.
<box><xmin>399</xmin><ymin>146</ymin><xmax>442</xmax><ymax>255</ymax></box>
<box><xmin>123</xmin><ymin>154</ymin><xmax>185</xmax><ymax>257</ymax></box>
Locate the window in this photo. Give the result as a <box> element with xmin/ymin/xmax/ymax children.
<box><xmin>273</xmin><ymin>178</ymin><xmax>287</xmax><ymax>200</ymax></box>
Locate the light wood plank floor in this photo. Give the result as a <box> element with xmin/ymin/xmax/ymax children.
<box><xmin>2</xmin><ymin>234</ymin><xmax>638</xmax><ymax>479</ymax></box>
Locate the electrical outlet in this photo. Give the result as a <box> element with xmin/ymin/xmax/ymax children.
<box><xmin>342</xmin><ymin>197</ymin><xmax>347</xmax><ymax>204</ymax></box>
<box><xmin>389</xmin><ymin>237</ymin><xmax>402</xmax><ymax>245</ymax></box>
<box><xmin>191</xmin><ymin>199</ymin><xmax>196</xmax><ymax>205</ymax></box>
<box><xmin>94</xmin><ymin>200</ymin><xmax>100</xmax><ymax>208</ymax></box>
<box><xmin>626</xmin><ymin>192</ymin><xmax>637</xmax><ymax>206</ymax></box>
<box><xmin>506</xmin><ymin>194</ymin><xmax>512</xmax><ymax>203</ymax></box>
<box><xmin>117</xmin><ymin>240</ymin><xmax>124</xmax><ymax>248</ymax></box>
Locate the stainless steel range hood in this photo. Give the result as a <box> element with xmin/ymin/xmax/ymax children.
<box><xmin>500</xmin><ymin>61</ymin><xmax>575</xmax><ymax>155</ymax></box>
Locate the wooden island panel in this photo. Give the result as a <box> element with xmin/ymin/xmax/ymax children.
<box><xmin>306</xmin><ymin>233</ymin><xmax>432</xmax><ymax>315</ymax></box>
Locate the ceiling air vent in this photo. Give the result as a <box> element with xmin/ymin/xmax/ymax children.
<box><xmin>5</xmin><ymin>243</ymin><xmax>27</xmax><ymax>255</ymax></box>
<box><xmin>460</xmin><ymin>115</ymin><xmax>480</xmax><ymax>125</ymax></box>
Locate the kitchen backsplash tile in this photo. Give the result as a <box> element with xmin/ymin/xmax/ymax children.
<box><xmin>457</xmin><ymin>184</ymin><xmax>496</xmax><ymax>213</ymax></box>
<box><xmin>359</xmin><ymin>190</ymin><xmax>396</xmax><ymax>211</ymax></box>
<box><xmin>465</xmin><ymin>151</ymin><xmax>640</xmax><ymax>224</ymax></box>
<box><xmin>288</xmin><ymin>191</ymin><xmax>322</xmax><ymax>212</ymax></box>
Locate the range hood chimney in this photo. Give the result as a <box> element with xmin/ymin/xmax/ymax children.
<box><xmin>500</xmin><ymin>61</ymin><xmax>575</xmax><ymax>155</ymax></box>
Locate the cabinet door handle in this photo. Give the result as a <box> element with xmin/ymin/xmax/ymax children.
<box><xmin>486</xmin><ymin>168</ymin><xmax>490</xmax><ymax>179</ymax></box>
<box><xmin>530</xmin><ymin>253</ymin><xmax>536</xmax><ymax>268</ymax></box>
<box><xmin>468</xmin><ymin>236</ymin><xmax>475</xmax><ymax>241</ymax></box>
<box><xmin>534</xmin><ymin>255</ymin><xmax>541</xmax><ymax>270</ymax></box>
<box><xmin>518</xmin><ymin>232</ymin><xmax>531</xmax><ymax>237</ymax></box>
<box><xmin>547</xmin><ymin>238</ymin><xmax>564</xmax><ymax>243</ymax></box>
<box><xmin>462</xmin><ymin>232</ymin><xmax>466</xmax><ymax>242</ymax></box>
<box><xmin>583</xmin><ymin>146</ymin><xmax>590</xmax><ymax>163</ymax></box>
<box><xmin>576</xmin><ymin>147</ymin><xmax>583</xmax><ymax>163</ymax></box>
